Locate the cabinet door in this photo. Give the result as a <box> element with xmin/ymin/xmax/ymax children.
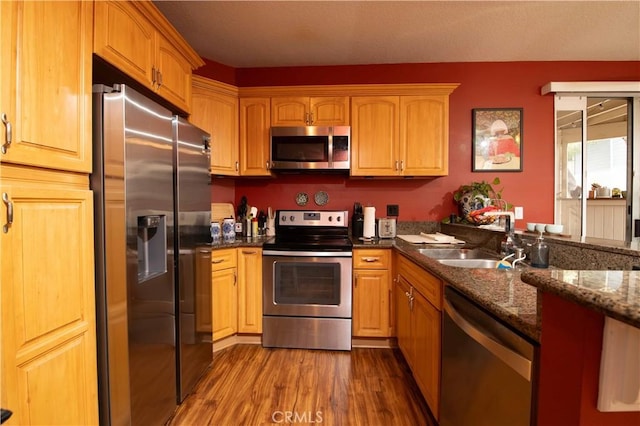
<box><xmin>94</xmin><ymin>0</ymin><xmax>155</xmax><ymax>89</ymax></box>
<box><xmin>240</xmin><ymin>97</ymin><xmax>272</xmax><ymax>176</ymax></box>
<box><xmin>310</xmin><ymin>96</ymin><xmax>350</xmax><ymax>126</ymax></box>
<box><xmin>155</xmin><ymin>33</ymin><xmax>192</xmax><ymax>113</ymax></box>
<box><xmin>271</xmin><ymin>97</ymin><xmax>308</xmax><ymax>126</ymax></box>
<box><xmin>394</xmin><ymin>277</ymin><xmax>413</xmax><ymax>366</ymax></box>
<box><xmin>350</xmin><ymin>96</ymin><xmax>399</xmax><ymax>176</ymax></box>
<box><xmin>1</xmin><ymin>0</ymin><xmax>92</xmax><ymax>172</ymax></box>
<box><xmin>1</xmin><ymin>170</ymin><xmax>98</xmax><ymax>426</ymax></box>
<box><xmin>212</xmin><ymin>267</ymin><xmax>237</xmax><ymax>341</ymax></box>
<box><xmin>237</xmin><ymin>248</ymin><xmax>263</xmax><ymax>333</ymax></box>
<box><xmin>191</xmin><ymin>79</ymin><xmax>239</xmax><ymax>176</ymax></box>
<box><xmin>411</xmin><ymin>291</ymin><xmax>441</xmax><ymax>420</ymax></box>
<box><xmin>400</xmin><ymin>96</ymin><xmax>448</xmax><ymax>176</ymax></box>
<box><xmin>353</xmin><ymin>269</ymin><xmax>391</xmax><ymax>337</ymax></box>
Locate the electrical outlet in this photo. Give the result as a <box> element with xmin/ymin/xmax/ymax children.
<box><xmin>387</xmin><ymin>204</ymin><xmax>399</xmax><ymax>217</ymax></box>
<box><xmin>514</xmin><ymin>206</ymin><xmax>524</xmax><ymax>220</ymax></box>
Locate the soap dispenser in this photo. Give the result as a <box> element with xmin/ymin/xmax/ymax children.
<box><xmin>530</xmin><ymin>232</ymin><xmax>549</xmax><ymax>268</ymax></box>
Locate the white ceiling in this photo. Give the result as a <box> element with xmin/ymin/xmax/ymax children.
<box><xmin>153</xmin><ymin>0</ymin><xmax>640</xmax><ymax>68</ymax></box>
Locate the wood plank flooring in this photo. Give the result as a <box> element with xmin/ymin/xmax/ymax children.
<box><xmin>169</xmin><ymin>344</ymin><xmax>436</xmax><ymax>426</ymax></box>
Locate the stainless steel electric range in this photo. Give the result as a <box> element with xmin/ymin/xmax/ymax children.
<box><xmin>262</xmin><ymin>210</ymin><xmax>353</xmax><ymax>351</ymax></box>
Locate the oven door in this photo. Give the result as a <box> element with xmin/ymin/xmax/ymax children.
<box><xmin>263</xmin><ymin>251</ymin><xmax>352</xmax><ymax>319</ymax></box>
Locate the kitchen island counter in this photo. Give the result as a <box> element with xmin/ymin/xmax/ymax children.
<box><xmin>520</xmin><ymin>269</ymin><xmax>640</xmax><ymax>328</ymax></box>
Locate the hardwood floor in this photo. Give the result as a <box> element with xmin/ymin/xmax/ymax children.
<box><xmin>169</xmin><ymin>344</ymin><xmax>436</xmax><ymax>426</ymax></box>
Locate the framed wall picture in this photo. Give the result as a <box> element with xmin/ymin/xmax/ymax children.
<box><xmin>472</xmin><ymin>108</ymin><xmax>523</xmax><ymax>171</ymax></box>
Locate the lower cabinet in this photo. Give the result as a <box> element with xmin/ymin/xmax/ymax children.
<box><xmin>395</xmin><ymin>252</ymin><xmax>442</xmax><ymax>420</ymax></box>
<box><xmin>0</xmin><ymin>165</ymin><xmax>98</xmax><ymax>425</ymax></box>
<box><xmin>237</xmin><ymin>248</ymin><xmax>263</xmax><ymax>333</ymax></box>
<box><xmin>212</xmin><ymin>248</ymin><xmax>238</xmax><ymax>341</ymax></box>
<box><xmin>211</xmin><ymin>247</ymin><xmax>263</xmax><ymax>341</ymax></box>
<box><xmin>353</xmin><ymin>248</ymin><xmax>393</xmax><ymax>337</ymax></box>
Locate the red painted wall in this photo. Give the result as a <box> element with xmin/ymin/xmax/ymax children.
<box><xmin>537</xmin><ymin>292</ymin><xmax>640</xmax><ymax>426</ymax></box>
<box><xmin>198</xmin><ymin>61</ymin><xmax>640</xmax><ymax>224</ymax></box>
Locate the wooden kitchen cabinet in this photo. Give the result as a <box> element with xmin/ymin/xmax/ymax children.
<box><xmin>1</xmin><ymin>165</ymin><xmax>99</xmax><ymax>426</ymax></box>
<box><xmin>93</xmin><ymin>0</ymin><xmax>204</xmax><ymax>113</ymax></box>
<box><xmin>237</xmin><ymin>248</ymin><xmax>263</xmax><ymax>333</ymax></box>
<box><xmin>0</xmin><ymin>0</ymin><xmax>92</xmax><ymax>172</ymax></box>
<box><xmin>239</xmin><ymin>97</ymin><xmax>272</xmax><ymax>176</ymax></box>
<box><xmin>400</xmin><ymin>96</ymin><xmax>449</xmax><ymax>176</ymax></box>
<box><xmin>212</xmin><ymin>248</ymin><xmax>238</xmax><ymax>341</ymax></box>
<box><xmin>212</xmin><ymin>247</ymin><xmax>263</xmax><ymax>339</ymax></box>
<box><xmin>395</xmin><ymin>252</ymin><xmax>443</xmax><ymax>420</ymax></box>
<box><xmin>271</xmin><ymin>96</ymin><xmax>349</xmax><ymax>126</ymax></box>
<box><xmin>353</xmin><ymin>249</ymin><xmax>393</xmax><ymax>337</ymax></box>
<box><xmin>191</xmin><ymin>76</ymin><xmax>240</xmax><ymax>176</ymax></box>
<box><xmin>351</xmin><ymin>92</ymin><xmax>453</xmax><ymax>177</ymax></box>
<box><xmin>350</xmin><ymin>96</ymin><xmax>400</xmax><ymax>176</ymax></box>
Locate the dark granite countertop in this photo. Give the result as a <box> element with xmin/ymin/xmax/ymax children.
<box><xmin>390</xmin><ymin>239</ymin><xmax>541</xmax><ymax>342</ymax></box>
<box><xmin>212</xmin><ymin>234</ymin><xmax>640</xmax><ymax>341</ymax></box>
<box><xmin>520</xmin><ymin>269</ymin><xmax>640</xmax><ymax>328</ymax></box>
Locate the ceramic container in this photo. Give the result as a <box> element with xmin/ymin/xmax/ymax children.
<box><xmin>546</xmin><ymin>224</ymin><xmax>564</xmax><ymax>234</ymax></box>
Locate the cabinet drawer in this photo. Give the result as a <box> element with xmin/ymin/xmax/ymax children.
<box><xmin>212</xmin><ymin>248</ymin><xmax>237</xmax><ymax>271</ymax></box>
<box><xmin>353</xmin><ymin>249</ymin><xmax>391</xmax><ymax>269</ymax></box>
<box><xmin>396</xmin><ymin>254</ymin><xmax>442</xmax><ymax>310</ymax></box>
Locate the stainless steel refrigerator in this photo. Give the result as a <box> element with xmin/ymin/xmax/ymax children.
<box><xmin>92</xmin><ymin>84</ymin><xmax>212</xmax><ymax>426</ymax></box>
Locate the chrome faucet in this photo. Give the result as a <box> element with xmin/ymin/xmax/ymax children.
<box><xmin>511</xmin><ymin>247</ymin><xmax>527</xmax><ymax>268</ymax></box>
<box><xmin>483</xmin><ymin>210</ymin><xmax>520</xmax><ymax>256</ymax></box>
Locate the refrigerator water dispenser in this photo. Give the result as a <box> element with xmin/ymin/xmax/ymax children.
<box><xmin>137</xmin><ymin>215</ymin><xmax>167</xmax><ymax>282</ymax></box>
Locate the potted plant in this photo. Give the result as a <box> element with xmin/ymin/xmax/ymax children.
<box><xmin>453</xmin><ymin>177</ymin><xmax>507</xmax><ymax>221</ymax></box>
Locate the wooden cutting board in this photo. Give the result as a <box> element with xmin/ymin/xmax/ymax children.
<box><xmin>397</xmin><ymin>235</ymin><xmax>465</xmax><ymax>244</ymax></box>
<box><xmin>211</xmin><ymin>203</ymin><xmax>234</xmax><ymax>223</ymax></box>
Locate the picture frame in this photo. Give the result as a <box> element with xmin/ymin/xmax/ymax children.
<box><xmin>472</xmin><ymin>108</ymin><xmax>523</xmax><ymax>171</ymax></box>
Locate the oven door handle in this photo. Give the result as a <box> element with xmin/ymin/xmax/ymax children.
<box><xmin>263</xmin><ymin>250</ymin><xmax>352</xmax><ymax>257</ymax></box>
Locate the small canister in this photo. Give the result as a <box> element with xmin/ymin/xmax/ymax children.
<box><xmin>222</xmin><ymin>218</ymin><xmax>235</xmax><ymax>243</ymax></box>
<box><xmin>210</xmin><ymin>221</ymin><xmax>221</xmax><ymax>243</ymax></box>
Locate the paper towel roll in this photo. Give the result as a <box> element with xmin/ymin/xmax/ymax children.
<box><xmin>363</xmin><ymin>206</ymin><xmax>376</xmax><ymax>238</ymax></box>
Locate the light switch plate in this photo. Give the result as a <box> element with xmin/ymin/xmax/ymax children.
<box><xmin>514</xmin><ymin>206</ymin><xmax>524</xmax><ymax>220</ymax></box>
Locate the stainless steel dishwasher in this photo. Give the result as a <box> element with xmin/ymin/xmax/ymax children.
<box><xmin>441</xmin><ymin>286</ymin><xmax>538</xmax><ymax>426</ymax></box>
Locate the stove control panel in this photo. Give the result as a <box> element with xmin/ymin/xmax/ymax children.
<box><xmin>278</xmin><ymin>210</ymin><xmax>348</xmax><ymax>227</ymax></box>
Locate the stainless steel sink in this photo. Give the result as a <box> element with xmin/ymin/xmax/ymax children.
<box><xmin>436</xmin><ymin>259</ymin><xmax>501</xmax><ymax>268</ymax></box>
<box><xmin>417</xmin><ymin>248</ymin><xmax>495</xmax><ymax>260</ymax></box>
<box><xmin>417</xmin><ymin>248</ymin><xmax>503</xmax><ymax>268</ymax></box>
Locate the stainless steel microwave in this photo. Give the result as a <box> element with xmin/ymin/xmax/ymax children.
<box><xmin>270</xmin><ymin>126</ymin><xmax>350</xmax><ymax>171</ymax></box>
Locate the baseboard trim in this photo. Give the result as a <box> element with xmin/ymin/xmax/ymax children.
<box><xmin>213</xmin><ymin>334</ymin><xmax>262</xmax><ymax>353</ymax></box>
<box><xmin>352</xmin><ymin>337</ymin><xmax>397</xmax><ymax>349</ymax></box>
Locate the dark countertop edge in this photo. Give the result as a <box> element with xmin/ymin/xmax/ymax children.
<box><xmin>520</xmin><ymin>270</ymin><xmax>640</xmax><ymax>329</ymax></box>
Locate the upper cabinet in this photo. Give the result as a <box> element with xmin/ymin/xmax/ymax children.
<box><xmin>400</xmin><ymin>95</ymin><xmax>449</xmax><ymax>176</ymax></box>
<box><xmin>240</xmin><ymin>97</ymin><xmax>272</xmax><ymax>176</ymax></box>
<box><xmin>351</xmin><ymin>96</ymin><xmax>400</xmax><ymax>176</ymax></box>
<box><xmin>0</xmin><ymin>0</ymin><xmax>92</xmax><ymax>172</ymax></box>
<box><xmin>351</xmin><ymin>87</ymin><xmax>456</xmax><ymax>177</ymax></box>
<box><xmin>271</xmin><ymin>96</ymin><xmax>349</xmax><ymax>126</ymax></box>
<box><xmin>93</xmin><ymin>0</ymin><xmax>204</xmax><ymax>114</ymax></box>
<box><xmin>191</xmin><ymin>76</ymin><xmax>239</xmax><ymax>176</ymax></box>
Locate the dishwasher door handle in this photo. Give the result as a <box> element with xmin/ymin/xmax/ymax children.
<box><xmin>444</xmin><ymin>298</ymin><xmax>532</xmax><ymax>381</ymax></box>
